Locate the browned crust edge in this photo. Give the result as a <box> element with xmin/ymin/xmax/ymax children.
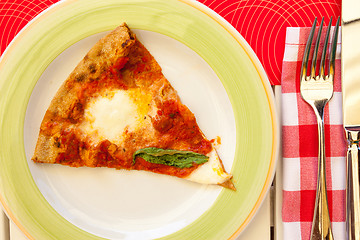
<box><xmin>218</xmin><ymin>178</ymin><xmax>236</xmax><ymax>191</ymax></box>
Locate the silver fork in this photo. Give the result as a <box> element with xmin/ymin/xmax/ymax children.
<box><xmin>300</xmin><ymin>17</ymin><xmax>340</xmax><ymax>240</ymax></box>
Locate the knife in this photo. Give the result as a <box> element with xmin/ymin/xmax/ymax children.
<box><xmin>342</xmin><ymin>1</ymin><xmax>360</xmax><ymax>239</ymax></box>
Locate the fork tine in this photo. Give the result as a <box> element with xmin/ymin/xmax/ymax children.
<box><xmin>328</xmin><ymin>17</ymin><xmax>340</xmax><ymax>77</ymax></box>
<box><xmin>311</xmin><ymin>17</ymin><xmax>324</xmax><ymax>79</ymax></box>
<box><xmin>319</xmin><ymin>17</ymin><xmax>332</xmax><ymax>78</ymax></box>
<box><xmin>301</xmin><ymin>18</ymin><xmax>317</xmax><ymax>81</ymax></box>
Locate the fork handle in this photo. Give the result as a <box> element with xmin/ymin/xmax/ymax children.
<box><xmin>346</xmin><ymin>129</ymin><xmax>360</xmax><ymax>240</ymax></box>
<box><xmin>311</xmin><ymin>109</ymin><xmax>333</xmax><ymax>240</ymax></box>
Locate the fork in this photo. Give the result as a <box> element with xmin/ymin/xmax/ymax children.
<box><xmin>300</xmin><ymin>16</ymin><xmax>340</xmax><ymax>240</ymax></box>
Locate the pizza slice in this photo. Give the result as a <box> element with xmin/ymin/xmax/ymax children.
<box><xmin>32</xmin><ymin>23</ymin><xmax>235</xmax><ymax>190</ymax></box>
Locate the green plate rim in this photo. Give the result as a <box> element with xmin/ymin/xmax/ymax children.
<box><xmin>0</xmin><ymin>0</ymin><xmax>279</xmax><ymax>239</ymax></box>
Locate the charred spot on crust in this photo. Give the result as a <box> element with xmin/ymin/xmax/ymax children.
<box><xmin>122</xmin><ymin>39</ymin><xmax>130</xmax><ymax>48</ymax></box>
<box><xmin>97</xmin><ymin>49</ymin><xmax>103</xmax><ymax>57</ymax></box>
<box><xmin>89</xmin><ymin>63</ymin><xmax>97</xmax><ymax>74</ymax></box>
<box><xmin>54</xmin><ymin>137</ymin><xmax>61</xmax><ymax>148</ymax></box>
<box><xmin>75</xmin><ymin>73</ymin><xmax>86</xmax><ymax>82</ymax></box>
<box><xmin>123</xmin><ymin>24</ymin><xmax>135</xmax><ymax>40</ymax></box>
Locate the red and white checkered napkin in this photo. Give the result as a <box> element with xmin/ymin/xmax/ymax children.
<box><xmin>281</xmin><ymin>27</ymin><xmax>346</xmax><ymax>239</ymax></box>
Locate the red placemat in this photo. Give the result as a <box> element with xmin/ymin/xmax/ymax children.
<box><xmin>0</xmin><ymin>0</ymin><xmax>341</xmax><ymax>85</ymax></box>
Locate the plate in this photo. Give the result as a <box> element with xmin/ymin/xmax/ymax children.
<box><xmin>0</xmin><ymin>0</ymin><xmax>278</xmax><ymax>239</ymax></box>
<box><xmin>25</xmin><ymin>29</ymin><xmax>237</xmax><ymax>239</ymax></box>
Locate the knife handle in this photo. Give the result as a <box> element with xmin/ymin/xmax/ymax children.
<box><xmin>346</xmin><ymin>129</ymin><xmax>360</xmax><ymax>240</ymax></box>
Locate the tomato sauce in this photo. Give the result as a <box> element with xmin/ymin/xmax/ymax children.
<box><xmin>78</xmin><ymin>57</ymin><xmax>129</xmax><ymax>105</ymax></box>
<box><xmin>54</xmin><ymin>128</ymin><xmax>206</xmax><ymax>178</ymax></box>
<box><xmin>152</xmin><ymin>100</ymin><xmax>212</xmax><ymax>155</ymax></box>
<box><xmin>52</xmin><ymin>42</ymin><xmax>213</xmax><ymax>178</ymax></box>
<box><xmin>56</xmin><ymin>129</ymin><xmax>86</xmax><ymax>167</ymax></box>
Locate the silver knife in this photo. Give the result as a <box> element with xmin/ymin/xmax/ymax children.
<box><xmin>342</xmin><ymin>1</ymin><xmax>360</xmax><ymax>239</ymax></box>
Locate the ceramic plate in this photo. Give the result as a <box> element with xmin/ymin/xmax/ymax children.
<box><xmin>0</xmin><ymin>0</ymin><xmax>278</xmax><ymax>239</ymax></box>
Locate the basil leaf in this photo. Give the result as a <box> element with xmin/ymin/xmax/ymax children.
<box><xmin>133</xmin><ymin>147</ymin><xmax>209</xmax><ymax>169</ymax></box>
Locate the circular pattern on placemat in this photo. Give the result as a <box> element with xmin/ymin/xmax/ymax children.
<box><xmin>0</xmin><ymin>0</ymin><xmax>59</xmax><ymax>54</ymax></box>
<box><xmin>1</xmin><ymin>0</ymin><xmax>341</xmax><ymax>85</ymax></box>
<box><xmin>198</xmin><ymin>0</ymin><xmax>340</xmax><ymax>85</ymax></box>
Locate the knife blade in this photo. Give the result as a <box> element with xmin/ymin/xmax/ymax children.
<box><xmin>342</xmin><ymin>1</ymin><xmax>360</xmax><ymax>239</ymax></box>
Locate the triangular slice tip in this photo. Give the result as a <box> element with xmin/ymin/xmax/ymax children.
<box><xmin>32</xmin><ymin>23</ymin><xmax>235</xmax><ymax>190</ymax></box>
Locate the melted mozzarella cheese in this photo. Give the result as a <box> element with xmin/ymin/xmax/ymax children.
<box><xmin>185</xmin><ymin>148</ymin><xmax>232</xmax><ymax>184</ymax></box>
<box><xmin>80</xmin><ymin>89</ymin><xmax>151</xmax><ymax>144</ymax></box>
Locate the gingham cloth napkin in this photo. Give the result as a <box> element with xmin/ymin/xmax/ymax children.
<box><xmin>281</xmin><ymin>27</ymin><xmax>346</xmax><ymax>239</ymax></box>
